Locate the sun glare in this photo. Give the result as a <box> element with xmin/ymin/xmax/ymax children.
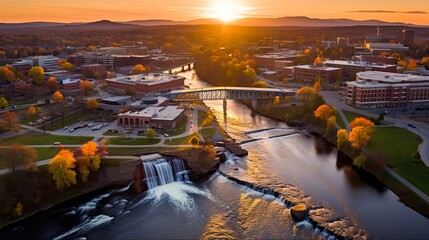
<box><xmin>206</xmin><ymin>0</ymin><xmax>246</xmax><ymax>22</ymax></box>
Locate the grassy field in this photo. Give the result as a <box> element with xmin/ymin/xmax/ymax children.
<box><xmin>342</xmin><ymin>110</ymin><xmax>368</xmax><ymax>123</ymax></box>
<box><xmin>200</xmin><ymin>127</ymin><xmax>217</xmax><ymax>138</ymax></box>
<box><xmin>366</xmin><ymin>126</ymin><xmax>429</xmax><ymax>194</ymax></box>
<box><xmin>4</xmin><ymin>131</ymin><xmax>93</xmax><ymax>145</ymax></box>
<box><xmin>198</xmin><ymin>110</ymin><xmax>208</xmax><ymax>126</ymax></box>
<box><xmin>107</xmin><ymin>147</ymin><xmax>186</xmax><ymax>156</ymax></box>
<box><xmin>335</xmin><ymin>111</ymin><xmax>346</xmax><ymax>129</ymax></box>
<box><xmin>165</xmin><ymin>133</ymin><xmax>199</xmax><ymax>145</ymax></box>
<box><xmin>108</xmin><ymin>137</ymin><xmax>161</xmax><ymax>145</ymax></box>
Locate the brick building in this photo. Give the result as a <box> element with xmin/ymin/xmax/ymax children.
<box><xmin>117</xmin><ymin>106</ymin><xmax>185</xmax><ymax>129</ymax></box>
<box><xmin>345</xmin><ymin>71</ymin><xmax>429</xmax><ymax>109</ymax></box>
<box><xmin>324</xmin><ymin>60</ymin><xmax>397</xmax><ymax>81</ymax></box>
<box><xmin>284</xmin><ymin>65</ymin><xmax>341</xmax><ymax>83</ymax></box>
<box><xmin>106</xmin><ymin>73</ymin><xmax>185</xmax><ymax>98</ymax></box>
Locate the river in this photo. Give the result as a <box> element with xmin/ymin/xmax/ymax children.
<box><xmin>1</xmin><ymin>69</ymin><xmax>429</xmax><ymax>239</ymax></box>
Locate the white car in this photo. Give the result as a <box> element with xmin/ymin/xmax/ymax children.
<box><xmin>164</xmin><ymin>133</ymin><xmax>169</xmax><ymax>137</ymax></box>
<box><xmin>53</xmin><ymin>142</ymin><xmax>61</xmax><ymax>145</ymax></box>
<box><xmin>63</xmin><ymin>126</ymin><xmax>68</xmax><ymax>130</ymax></box>
<box><xmin>87</xmin><ymin>123</ymin><xmax>94</xmax><ymax>128</ymax></box>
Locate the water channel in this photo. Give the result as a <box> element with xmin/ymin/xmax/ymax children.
<box><xmin>1</xmin><ymin>69</ymin><xmax>429</xmax><ymax>239</ymax></box>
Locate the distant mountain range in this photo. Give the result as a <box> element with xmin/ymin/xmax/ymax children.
<box><xmin>0</xmin><ymin>16</ymin><xmax>422</xmax><ymax>30</ymax></box>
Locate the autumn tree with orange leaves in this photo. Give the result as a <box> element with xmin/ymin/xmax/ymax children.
<box><xmin>27</xmin><ymin>105</ymin><xmax>36</xmax><ymax>116</ymax></box>
<box><xmin>1</xmin><ymin>144</ymin><xmax>37</xmax><ymax>173</ymax></box>
<box><xmin>48</xmin><ymin>149</ymin><xmax>77</xmax><ymax>191</ymax></box>
<box><xmin>52</xmin><ymin>91</ymin><xmax>64</xmax><ymax>102</ymax></box>
<box><xmin>86</xmin><ymin>99</ymin><xmax>99</xmax><ymax>112</ymax></box>
<box><xmin>347</xmin><ymin>117</ymin><xmax>375</xmax><ymax>150</ymax></box>
<box><xmin>0</xmin><ymin>111</ymin><xmax>18</xmax><ymax>132</ymax></box>
<box><xmin>77</xmin><ymin>141</ymin><xmax>101</xmax><ymax>182</ymax></box>
<box><xmin>314</xmin><ymin>104</ymin><xmax>336</xmax><ymax>122</ymax></box>
<box><xmin>131</xmin><ymin>64</ymin><xmax>146</xmax><ymax>75</ymax></box>
<box><xmin>79</xmin><ymin>80</ymin><xmax>93</xmax><ymax>97</ymax></box>
<box><xmin>47</xmin><ymin>77</ymin><xmax>59</xmax><ymax>93</ymax></box>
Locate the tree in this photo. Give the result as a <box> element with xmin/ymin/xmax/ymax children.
<box><xmin>86</xmin><ymin>99</ymin><xmax>99</xmax><ymax>112</ymax></box>
<box><xmin>0</xmin><ymin>97</ymin><xmax>8</xmax><ymax>110</ymax></box>
<box><xmin>314</xmin><ymin>104</ymin><xmax>336</xmax><ymax>122</ymax></box>
<box><xmin>28</xmin><ymin>66</ymin><xmax>45</xmax><ymax>85</ymax></box>
<box><xmin>58</xmin><ymin>59</ymin><xmax>67</xmax><ymax>67</ymax></box>
<box><xmin>12</xmin><ymin>202</ymin><xmax>23</xmax><ymax>217</ymax></box>
<box><xmin>1</xmin><ymin>144</ymin><xmax>37</xmax><ymax>173</ymax></box>
<box><xmin>62</xmin><ymin>62</ymin><xmax>74</xmax><ymax>71</ymax></box>
<box><xmin>273</xmin><ymin>96</ymin><xmax>280</xmax><ymax>105</ymax></box>
<box><xmin>353</xmin><ymin>153</ymin><xmax>367</xmax><ymax>168</ymax></box>
<box><xmin>52</xmin><ymin>91</ymin><xmax>64</xmax><ymax>102</ymax></box>
<box><xmin>131</xmin><ymin>64</ymin><xmax>146</xmax><ymax>75</ymax></box>
<box><xmin>304</xmin><ymin>49</ymin><xmax>310</xmax><ymax>55</ymax></box>
<box><xmin>0</xmin><ymin>66</ymin><xmax>16</xmax><ymax>82</ymax></box>
<box><xmin>337</xmin><ymin>129</ymin><xmax>349</xmax><ymax>150</ymax></box>
<box><xmin>296</xmin><ymin>87</ymin><xmax>316</xmax><ymax>103</ymax></box>
<box><xmin>313</xmin><ymin>56</ymin><xmax>325</xmax><ymax>65</ymax></box>
<box><xmin>48</xmin><ymin>149</ymin><xmax>77</xmax><ymax>191</ymax></box>
<box><xmin>251</xmin><ymin>81</ymin><xmax>267</xmax><ymax>88</ymax></box>
<box><xmin>350</xmin><ymin>117</ymin><xmax>375</xmax><ymax>133</ymax></box>
<box><xmin>313</xmin><ymin>80</ymin><xmax>321</xmax><ymax>93</ymax></box>
<box><xmin>244</xmin><ymin>67</ymin><xmax>256</xmax><ymax>81</ymax></box>
<box><xmin>27</xmin><ymin>105</ymin><xmax>36</xmax><ymax>116</ymax></box>
<box><xmin>348</xmin><ymin>126</ymin><xmax>372</xmax><ymax>149</ymax></box>
<box><xmin>77</xmin><ymin>141</ymin><xmax>100</xmax><ymax>182</ymax></box>
<box><xmin>0</xmin><ymin>111</ymin><xmax>18</xmax><ymax>132</ymax></box>
<box><xmin>406</xmin><ymin>59</ymin><xmax>417</xmax><ymax>71</ymax></box>
<box><xmin>190</xmin><ymin>136</ymin><xmax>199</xmax><ymax>146</ymax></box>
<box><xmin>145</xmin><ymin>128</ymin><xmax>156</xmax><ymax>138</ymax></box>
<box><xmin>124</xmin><ymin>87</ymin><xmax>135</xmax><ymax>97</ymax></box>
<box><xmin>46</xmin><ymin>77</ymin><xmax>59</xmax><ymax>92</ymax></box>
<box><xmin>79</xmin><ymin>80</ymin><xmax>93</xmax><ymax>97</ymax></box>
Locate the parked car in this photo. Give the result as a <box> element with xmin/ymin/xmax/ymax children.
<box><xmin>69</xmin><ymin>128</ymin><xmax>75</xmax><ymax>132</ymax></box>
<box><xmin>87</xmin><ymin>123</ymin><xmax>94</xmax><ymax>128</ymax></box>
<box><xmin>164</xmin><ymin>133</ymin><xmax>169</xmax><ymax>137</ymax></box>
<box><xmin>63</xmin><ymin>126</ymin><xmax>69</xmax><ymax>130</ymax></box>
<box><xmin>102</xmin><ymin>122</ymin><xmax>109</xmax><ymax>127</ymax></box>
<box><xmin>408</xmin><ymin>123</ymin><xmax>417</xmax><ymax>128</ymax></box>
<box><xmin>53</xmin><ymin>142</ymin><xmax>61</xmax><ymax>145</ymax></box>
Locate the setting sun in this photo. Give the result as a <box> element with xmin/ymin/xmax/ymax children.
<box><xmin>206</xmin><ymin>0</ymin><xmax>246</xmax><ymax>22</ymax></box>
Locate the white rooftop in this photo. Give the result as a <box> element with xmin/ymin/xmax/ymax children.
<box><xmin>119</xmin><ymin>106</ymin><xmax>183</xmax><ymax>121</ymax></box>
<box><xmin>324</xmin><ymin>60</ymin><xmax>396</xmax><ymax>68</ymax></box>
<box><xmin>292</xmin><ymin>65</ymin><xmax>340</xmax><ymax>71</ymax></box>
<box><xmin>356</xmin><ymin>71</ymin><xmax>429</xmax><ymax>83</ymax></box>
<box><xmin>106</xmin><ymin>73</ymin><xmax>184</xmax><ymax>85</ymax></box>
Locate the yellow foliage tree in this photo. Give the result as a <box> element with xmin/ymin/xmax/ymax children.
<box><xmin>27</xmin><ymin>105</ymin><xmax>36</xmax><ymax>116</ymax></box>
<box><xmin>313</xmin><ymin>80</ymin><xmax>322</xmax><ymax>93</ymax></box>
<box><xmin>29</xmin><ymin>66</ymin><xmax>45</xmax><ymax>85</ymax></box>
<box><xmin>47</xmin><ymin>77</ymin><xmax>59</xmax><ymax>92</ymax></box>
<box><xmin>314</xmin><ymin>104</ymin><xmax>336</xmax><ymax>122</ymax></box>
<box><xmin>77</xmin><ymin>141</ymin><xmax>100</xmax><ymax>182</ymax></box>
<box><xmin>349</xmin><ymin>117</ymin><xmax>374</xmax><ymax>133</ymax></box>
<box><xmin>295</xmin><ymin>87</ymin><xmax>316</xmax><ymax>103</ymax></box>
<box><xmin>79</xmin><ymin>80</ymin><xmax>93</xmax><ymax>97</ymax></box>
<box><xmin>0</xmin><ymin>111</ymin><xmax>18</xmax><ymax>132</ymax></box>
<box><xmin>131</xmin><ymin>64</ymin><xmax>146</xmax><ymax>75</ymax></box>
<box><xmin>0</xmin><ymin>97</ymin><xmax>9</xmax><ymax>110</ymax></box>
<box><xmin>348</xmin><ymin>126</ymin><xmax>372</xmax><ymax>149</ymax></box>
<box><xmin>313</xmin><ymin>56</ymin><xmax>325</xmax><ymax>65</ymax></box>
<box><xmin>0</xmin><ymin>66</ymin><xmax>16</xmax><ymax>82</ymax></box>
<box><xmin>304</xmin><ymin>49</ymin><xmax>310</xmax><ymax>55</ymax></box>
<box><xmin>52</xmin><ymin>91</ymin><xmax>64</xmax><ymax>102</ymax></box>
<box><xmin>273</xmin><ymin>96</ymin><xmax>280</xmax><ymax>105</ymax></box>
<box><xmin>48</xmin><ymin>149</ymin><xmax>77</xmax><ymax>191</ymax></box>
<box><xmin>406</xmin><ymin>59</ymin><xmax>417</xmax><ymax>71</ymax></box>
<box><xmin>86</xmin><ymin>99</ymin><xmax>99</xmax><ymax>112</ymax></box>
<box><xmin>337</xmin><ymin>129</ymin><xmax>349</xmax><ymax>150</ymax></box>
<box><xmin>251</xmin><ymin>81</ymin><xmax>267</xmax><ymax>88</ymax></box>
<box><xmin>12</xmin><ymin>202</ymin><xmax>23</xmax><ymax>217</ymax></box>
<box><xmin>145</xmin><ymin>128</ymin><xmax>156</xmax><ymax>138</ymax></box>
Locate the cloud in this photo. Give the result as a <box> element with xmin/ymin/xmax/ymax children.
<box><xmin>348</xmin><ymin>10</ymin><xmax>427</xmax><ymax>14</ymax></box>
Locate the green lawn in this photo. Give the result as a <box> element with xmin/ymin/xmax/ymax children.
<box><xmin>107</xmin><ymin>147</ymin><xmax>186</xmax><ymax>156</ymax></box>
<box><xmin>165</xmin><ymin>133</ymin><xmax>198</xmax><ymax>145</ymax></box>
<box><xmin>198</xmin><ymin>110</ymin><xmax>208</xmax><ymax>126</ymax></box>
<box><xmin>4</xmin><ymin>132</ymin><xmax>93</xmax><ymax>145</ymax></box>
<box><xmin>343</xmin><ymin>110</ymin><xmax>368</xmax><ymax>123</ymax></box>
<box><xmin>108</xmin><ymin>137</ymin><xmax>161</xmax><ymax>145</ymax></box>
<box><xmin>200</xmin><ymin>127</ymin><xmax>217</xmax><ymax>138</ymax></box>
<box><xmin>335</xmin><ymin>111</ymin><xmax>346</xmax><ymax>129</ymax></box>
<box><xmin>366</xmin><ymin>127</ymin><xmax>429</xmax><ymax>194</ymax></box>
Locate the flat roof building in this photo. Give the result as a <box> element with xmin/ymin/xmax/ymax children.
<box><xmin>117</xmin><ymin>106</ymin><xmax>185</xmax><ymax>129</ymax></box>
<box><xmin>106</xmin><ymin>73</ymin><xmax>185</xmax><ymax>98</ymax></box>
<box><xmin>284</xmin><ymin>65</ymin><xmax>341</xmax><ymax>83</ymax></box>
<box><xmin>345</xmin><ymin>71</ymin><xmax>429</xmax><ymax>109</ymax></box>
<box><xmin>324</xmin><ymin>60</ymin><xmax>397</xmax><ymax>81</ymax></box>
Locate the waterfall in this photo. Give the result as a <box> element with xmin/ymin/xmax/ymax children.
<box><xmin>142</xmin><ymin>158</ymin><xmax>190</xmax><ymax>189</ymax></box>
<box><xmin>154</xmin><ymin>159</ymin><xmax>175</xmax><ymax>186</ymax></box>
<box><xmin>143</xmin><ymin>161</ymin><xmax>159</xmax><ymax>189</ymax></box>
<box><xmin>172</xmin><ymin>158</ymin><xmax>190</xmax><ymax>182</ymax></box>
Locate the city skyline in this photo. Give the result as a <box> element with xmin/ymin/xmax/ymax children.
<box><xmin>2</xmin><ymin>0</ymin><xmax>429</xmax><ymax>25</ymax></box>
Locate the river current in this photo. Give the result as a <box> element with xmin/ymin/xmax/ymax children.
<box><xmin>1</xmin><ymin>69</ymin><xmax>429</xmax><ymax>239</ymax></box>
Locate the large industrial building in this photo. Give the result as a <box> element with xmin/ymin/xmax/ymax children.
<box><xmin>345</xmin><ymin>71</ymin><xmax>429</xmax><ymax>109</ymax></box>
<box><xmin>283</xmin><ymin>65</ymin><xmax>341</xmax><ymax>83</ymax></box>
<box><xmin>106</xmin><ymin>73</ymin><xmax>185</xmax><ymax>98</ymax></box>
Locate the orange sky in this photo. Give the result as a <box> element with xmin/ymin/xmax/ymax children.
<box><xmin>2</xmin><ymin>0</ymin><xmax>429</xmax><ymax>25</ymax></box>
